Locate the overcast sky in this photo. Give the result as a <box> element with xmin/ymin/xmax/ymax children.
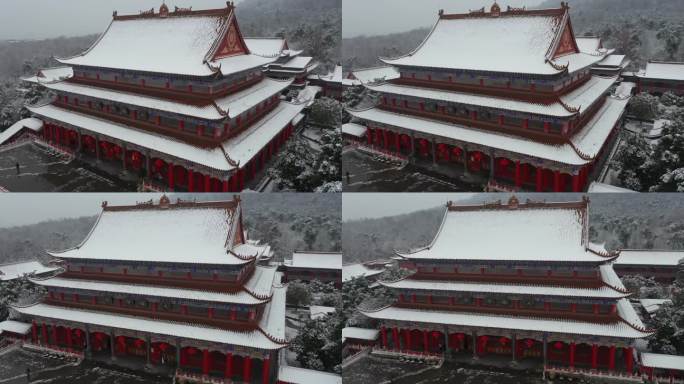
<box><xmin>343</xmin><ymin>193</ymin><xmax>477</xmax><ymax>221</ymax></box>
<box><xmin>0</xmin><ymin>0</ymin><xmax>241</xmax><ymax>40</ymax></box>
<box><xmin>343</xmin><ymin>0</ymin><xmax>545</xmax><ymax>38</ymax></box>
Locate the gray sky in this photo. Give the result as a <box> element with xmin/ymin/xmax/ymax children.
<box><xmin>0</xmin><ymin>193</ymin><xmax>165</xmax><ymax>228</ymax></box>
<box><xmin>343</xmin><ymin>0</ymin><xmax>545</xmax><ymax>38</ymax></box>
<box><xmin>0</xmin><ymin>0</ymin><xmax>242</xmax><ymax>40</ymax></box>
<box><xmin>343</xmin><ymin>193</ymin><xmax>476</xmax><ymax>221</ymax></box>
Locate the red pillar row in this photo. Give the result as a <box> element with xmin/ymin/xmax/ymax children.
<box><xmin>225</xmin><ymin>353</ymin><xmax>233</xmax><ymax>378</ymax></box>
<box><xmin>380</xmin><ymin>326</ymin><xmax>387</xmax><ymax>348</ymax></box>
<box><xmin>243</xmin><ymin>356</ymin><xmax>252</xmax><ymax>382</ymax></box>
<box><xmin>202</xmin><ymin>349</ymin><xmax>210</xmax><ymax>375</ymax></box>
<box><xmin>262</xmin><ymin>358</ymin><xmax>270</xmax><ymax>384</ymax></box>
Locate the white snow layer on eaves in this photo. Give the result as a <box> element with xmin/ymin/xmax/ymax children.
<box><xmin>363</xmin><ymin>305</ymin><xmax>650</xmax><ymax>338</ymax></box>
<box><xmin>365</xmin><ymin>75</ymin><xmax>616</xmax><ymax>118</ymax></box>
<box><xmin>0</xmin><ymin>118</ymin><xmax>43</xmax><ymax>146</ymax></box>
<box><xmin>382</xmin><ymin>279</ymin><xmax>628</xmax><ymax>299</ymax></box>
<box><xmin>15</xmin><ymin>303</ymin><xmax>285</xmax><ymax>349</ymax></box>
<box><xmin>348</xmin><ymin>96</ymin><xmax>627</xmax><ymax>166</ymax></box>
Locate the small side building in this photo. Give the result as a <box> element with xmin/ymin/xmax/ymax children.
<box><xmin>342</xmin><ymin>262</ymin><xmax>384</xmax><ymax>283</ymax></box>
<box><xmin>636</xmin><ymin>61</ymin><xmax>684</xmax><ymax>96</ymax></box>
<box><xmin>0</xmin><ymin>260</ymin><xmax>60</xmax><ymax>281</ymax></box>
<box><xmin>640</xmin><ymin>353</ymin><xmax>684</xmax><ymax>383</ymax></box>
<box><xmin>283</xmin><ymin>251</ymin><xmax>342</xmax><ymax>287</ymax></box>
<box><xmin>613</xmin><ymin>250</ymin><xmax>684</xmax><ymax>283</ymax></box>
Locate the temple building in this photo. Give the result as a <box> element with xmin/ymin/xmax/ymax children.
<box><xmin>347</xmin><ymin>3</ymin><xmax>634</xmax><ymax>192</ymax></box>
<box><xmin>20</xmin><ymin>3</ymin><xmax>317</xmax><ymax>192</ymax></box>
<box><xmin>635</xmin><ymin>61</ymin><xmax>684</xmax><ymax>96</ymax></box>
<box><xmin>309</xmin><ymin>65</ymin><xmax>343</xmax><ymax>99</ymax></box>
<box><xmin>10</xmin><ymin>196</ymin><xmax>287</xmax><ymax>384</ymax></box>
<box><xmin>360</xmin><ymin>196</ymin><xmax>653</xmax><ymax>379</ymax></box>
<box><xmin>283</xmin><ymin>251</ymin><xmax>342</xmax><ymax>288</ymax></box>
<box><xmin>613</xmin><ymin>249</ymin><xmax>684</xmax><ymax>283</ymax></box>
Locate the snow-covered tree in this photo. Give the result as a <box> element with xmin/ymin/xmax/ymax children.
<box><xmin>629</xmin><ymin>92</ymin><xmax>660</xmax><ymax>120</ymax></box>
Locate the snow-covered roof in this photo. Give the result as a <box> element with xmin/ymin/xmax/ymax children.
<box><xmin>597</xmin><ymin>55</ymin><xmax>629</xmax><ymax>68</ymax></box>
<box><xmin>575</xmin><ymin>36</ymin><xmax>603</xmax><ymax>54</ymax></box>
<box><xmin>638</xmin><ymin>61</ymin><xmax>684</xmax><ymax>81</ymax></box>
<box><xmin>258</xmin><ymin>284</ymin><xmax>287</xmax><ymax>342</ymax></box>
<box><xmin>365</xmin><ymin>75</ymin><xmax>616</xmax><ymax>118</ymax></box>
<box><xmin>28</xmin><ymin>100</ymin><xmax>305</xmax><ymax>171</ymax></box>
<box><xmin>0</xmin><ymin>260</ymin><xmax>59</xmax><ymax>281</ymax></box>
<box><xmin>30</xmin><ymin>266</ymin><xmax>277</xmax><ymax>305</ymax></box>
<box><xmin>351</xmin><ymin>66</ymin><xmax>400</xmax><ymax>84</ymax></box>
<box><xmin>397</xmin><ymin>200</ymin><xmax>612</xmax><ymax>263</ymax></box>
<box><xmin>587</xmin><ymin>182</ymin><xmax>636</xmax><ymax>193</ymax></box>
<box><xmin>244</xmin><ymin>37</ymin><xmax>286</xmax><ymax>56</ymax></box>
<box><xmin>311</xmin><ymin>65</ymin><xmax>342</xmax><ymax>84</ymax></box>
<box><xmin>0</xmin><ymin>118</ymin><xmax>43</xmax><ymax>146</ymax></box>
<box><xmin>271</xmin><ymin>56</ymin><xmax>314</xmax><ymax>70</ymax></box>
<box><xmin>641</xmin><ymin>353</ymin><xmax>684</xmax><ymax>371</ymax></box>
<box><xmin>44</xmin><ymin>77</ymin><xmax>292</xmax><ymax>120</ymax></box>
<box><xmin>48</xmin><ymin>202</ymin><xmax>250</xmax><ymax>265</ymax></box>
<box><xmin>362</xmin><ymin>302</ymin><xmax>651</xmax><ymax>339</ymax></box>
<box><xmin>57</xmin><ymin>8</ymin><xmax>276</xmax><ymax>77</ymax></box>
<box><xmin>342</xmin><ymin>78</ymin><xmax>361</xmax><ymax>87</ymax></box>
<box><xmin>341</xmin><ymin>123</ymin><xmax>367</xmax><ymax>138</ymax></box>
<box><xmin>22</xmin><ymin>66</ymin><xmax>74</xmax><ymax>84</ymax></box>
<box><xmin>348</xmin><ymin>94</ymin><xmax>629</xmax><ymax>166</ymax></box>
<box><xmin>14</xmin><ymin>302</ymin><xmax>286</xmax><ymax>349</ymax></box>
<box><xmin>639</xmin><ymin>299</ymin><xmax>672</xmax><ymax>315</ymax></box>
<box><xmin>286</xmin><ymin>251</ymin><xmax>342</xmax><ymax>270</ymax></box>
<box><xmin>615</xmin><ymin>250</ymin><xmax>684</xmax><ymax>267</ymax></box>
<box><xmin>342</xmin><ymin>327</ymin><xmax>379</xmax><ymax>342</ymax></box>
<box><xmin>0</xmin><ymin>320</ymin><xmax>32</xmax><ymax>335</ymax></box>
<box><xmin>278</xmin><ymin>366</ymin><xmax>342</xmax><ymax>384</ymax></box>
<box><xmin>342</xmin><ymin>263</ymin><xmax>383</xmax><ymax>281</ymax></box>
<box><xmin>381</xmin><ymin>278</ymin><xmax>629</xmax><ymax>299</ymax></box>
<box><xmin>381</xmin><ymin>8</ymin><xmax>602</xmax><ymax>75</ymax></box>
<box><xmin>221</xmin><ymin>101</ymin><xmax>307</xmax><ymax>166</ymax></box>
<box><xmin>310</xmin><ymin>305</ymin><xmax>336</xmax><ymax>320</ymax></box>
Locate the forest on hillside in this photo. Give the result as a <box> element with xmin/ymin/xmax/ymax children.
<box><xmin>342</xmin><ymin>193</ymin><xmax>684</xmax><ymax>263</ymax></box>
<box><xmin>343</xmin><ymin>0</ymin><xmax>684</xmax><ymax>71</ymax></box>
<box><xmin>0</xmin><ymin>193</ymin><xmax>341</xmax><ymax>265</ymax></box>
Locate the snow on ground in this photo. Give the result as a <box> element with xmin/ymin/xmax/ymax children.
<box><xmin>0</xmin><ymin>141</ymin><xmax>134</xmax><ymax>192</ymax></box>
<box><xmin>0</xmin><ymin>348</ymin><xmax>169</xmax><ymax>384</ymax></box>
<box><xmin>342</xmin><ymin>148</ymin><xmax>478</xmax><ymax>192</ymax></box>
<box><xmin>343</xmin><ymin>356</ymin><xmax>545</xmax><ymax>384</ymax></box>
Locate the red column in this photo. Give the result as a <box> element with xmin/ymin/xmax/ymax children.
<box><xmin>180</xmin><ymin>348</ymin><xmax>186</xmax><ymax>366</ymax></box>
<box><xmin>204</xmin><ymin>174</ymin><xmax>211</xmax><ymax>192</ymax></box>
<box><xmin>383</xmin><ymin>130</ymin><xmax>389</xmax><ymax>150</ymax></box>
<box><xmin>515</xmin><ymin>161</ymin><xmax>521</xmax><ymax>188</ymax></box>
<box><xmin>569</xmin><ymin>342</ymin><xmax>575</xmax><ymax>368</ymax></box>
<box><xmin>66</xmin><ymin>328</ymin><xmax>73</xmax><ymax>351</ymax></box>
<box><xmin>423</xmin><ymin>330</ymin><xmax>429</xmax><ymax>352</ymax></box>
<box><xmin>553</xmin><ymin>170</ymin><xmax>561</xmax><ymax>192</ymax></box>
<box><xmin>366</xmin><ymin>129</ymin><xmax>372</xmax><ymax>145</ymax></box>
<box><xmin>222</xmin><ymin>180</ymin><xmax>229</xmax><ymax>192</ymax></box>
<box><xmin>536</xmin><ymin>168</ymin><xmax>543</xmax><ymax>192</ymax></box>
<box><xmin>572</xmin><ymin>172</ymin><xmax>581</xmax><ymax>192</ymax></box>
<box><xmin>188</xmin><ymin>170</ymin><xmax>194</xmax><ymax>192</ymax></box>
<box><xmin>591</xmin><ymin>344</ymin><xmax>598</xmax><ymax>369</ymax></box>
<box><xmin>225</xmin><ymin>353</ymin><xmax>233</xmax><ymax>378</ymax></box>
<box><xmin>243</xmin><ymin>356</ymin><xmax>252</xmax><ymax>382</ymax></box>
<box><xmin>41</xmin><ymin>323</ymin><xmax>48</xmax><ymax>345</ymax></box>
<box><xmin>395</xmin><ymin>133</ymin><xmax>401</xmax><ymax>154</ymax></box>
<box><xmin>392</xmin><ymin>328</ymin><xmax>400</xmax><ymax>351</ymax></box>
<box><xmin>625</xmin><ymin>347</ymin><xmax>633</xmax><ymax>374</ymax></box>
<box><xmin>202</xmin><ymin>349</ymin><xmax>210</xmax><ymax>375</ymax></box>
<box><xmin>52</xmin><ymin>324</ymin><xmax>58</xmax><ymax>346</ymax></box>
<box><xmin>608</xmin><ymin>345</ymin><xmax>616</xmax><ymax>370</ymax></box>
<box><xmin>380</xmin><ymin>326</ymin><xmax>387</xmax><ymax>348</ymax></box>
<box><xmin>167</xmin><ymin>163</ymin><xmax>175</xmax><ymax>190</ymax></box>
<box><xmin>262</xmin><ymin>358</ymin><xmax>270</xmax><ymax>384</ymax></box>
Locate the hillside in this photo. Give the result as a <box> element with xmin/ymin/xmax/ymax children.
<box><xmin>342</xmin><ymin>27</ymin><xmax>429</xmax><ymax>70</ymax></box>
<box><xmin>343</xmin><ymin>193</ymin><xmax>684</xmax><ymax>263</ymax></box>
<box><xmin>0</xmin><ymin>193</ymin><xmax>341</xmax><ymax>265</ymax></box>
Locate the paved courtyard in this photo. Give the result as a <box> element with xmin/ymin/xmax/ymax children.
<box><xmin>0</xmin><ymin>141</ymin><xmax>135</xmax><ymax>192</ymax></box>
